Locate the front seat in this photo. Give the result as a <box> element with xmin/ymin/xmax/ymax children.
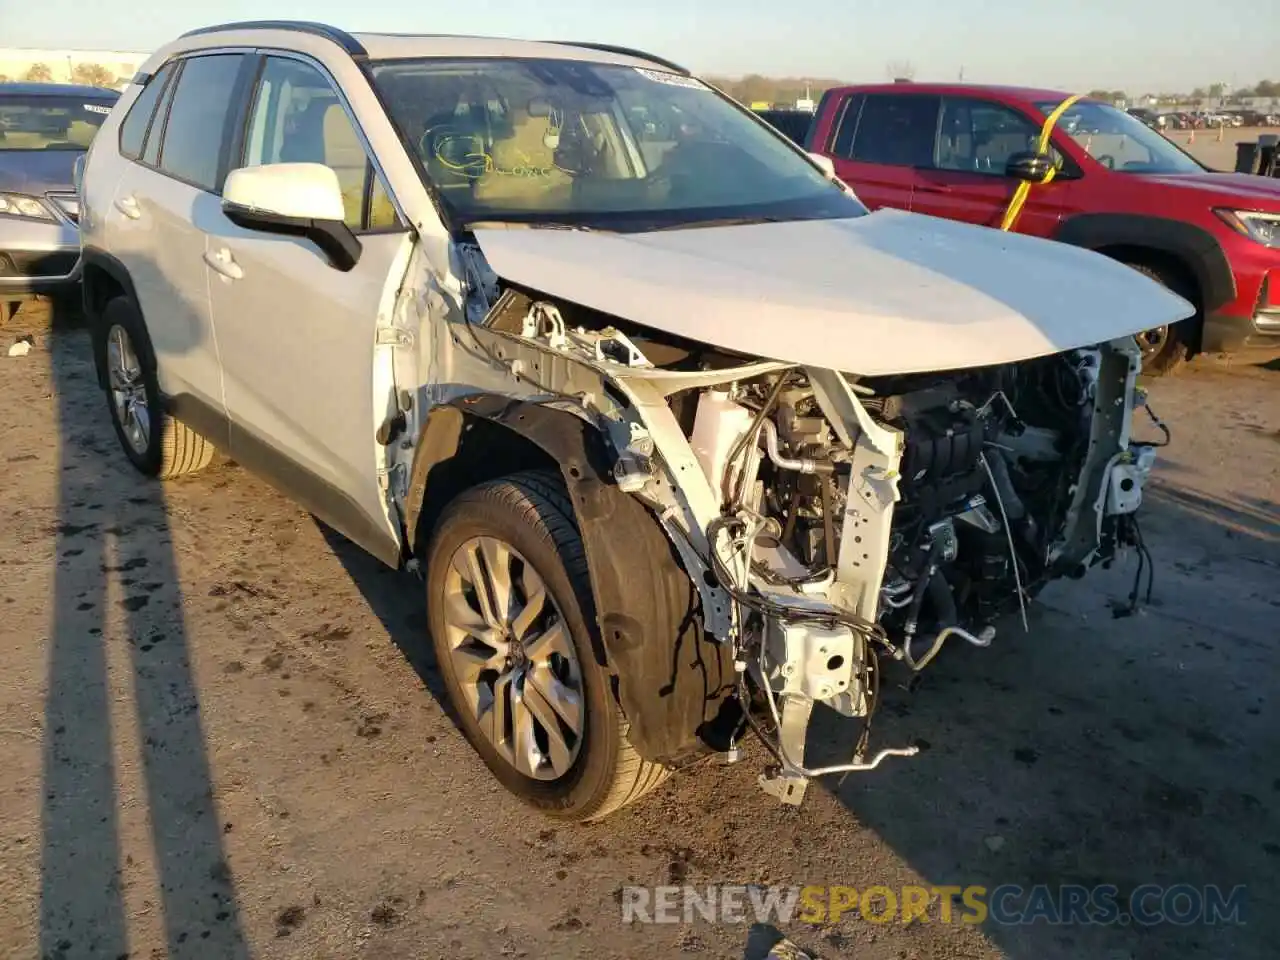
<box><xmin>472</xmin><ymin>108</ymin><xmax>573</xmax><ymax>209</ymax></box>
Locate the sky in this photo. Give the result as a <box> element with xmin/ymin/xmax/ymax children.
<box><xmin>0</xmin><ymin>0</ymin><xmax>1273</xmax><ymax>94</ymax></box>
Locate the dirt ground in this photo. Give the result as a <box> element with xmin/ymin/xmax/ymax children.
<box><xmin>0</xmin><ymin>300</ymin><xmax>1277</xmax><ymax>960</ymax></box>
<box><xmin>1177</xmin><ymin>124</ymin><xmax>1275</xmax><ymax>171</ymax></box>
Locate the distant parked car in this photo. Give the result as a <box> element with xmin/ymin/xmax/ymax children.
<box><xmin>1127</xmin><ymin>107</ymin><xmax>1159</xmax><ymax>129</ymax></box>
<box><xmin>0</xmin><ymin>82</ymin><xmax>118</xmax><ymax>323</ymax></box>
<box><xmin>806</xmin><ymin>83</ymin><xmax>1280</xmax><ymax>373</ymax></box>
<box><xmin>751</xmin><ymin>108</ymin><xmax>814</xmax><ymax>145</ymax></box>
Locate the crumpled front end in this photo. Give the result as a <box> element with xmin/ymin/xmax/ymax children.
<box><xmin>428</xmin><ymin>248</ymin><xmax>1165</xmax><ymax>805</ymax></box>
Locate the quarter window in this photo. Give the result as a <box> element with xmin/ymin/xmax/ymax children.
<box><xmin>157</xmin><ymin>53</ymin><xmax>246</xmax><ymax>192</ymax></box>
<box><xmin>243</xmin><ymin>57</ymin><xmax>397</xmax><ymax>231</ymax></box>
<box><xmin>118</xmin><ymin>62</ymin><xmax>173</xmax><ymax>160</ymax></box>
<box><xmin>848</xmin><ymin>94</ymin><xmax>940</xmax><ymax>167</ymax></box>
<box><xmin>937</xmin><ymin>98</ymin><xmax>1041</xmax><ymax>173</ymax></box>
<box><xmin>142</xmin><ymin>63</ymin><xmax>180</xmax><ymax>167</ymax></box>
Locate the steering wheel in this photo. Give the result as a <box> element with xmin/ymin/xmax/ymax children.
<box><xmin>1097</xmin><ymin>154</ymin><xmax>1116</xmax><ymax>170</ymax></box>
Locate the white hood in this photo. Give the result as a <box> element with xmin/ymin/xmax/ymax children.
<box><xmin>472</xmin><ymin>209</ymin><xmax>1195</xmax><ymax>376</ymax></box>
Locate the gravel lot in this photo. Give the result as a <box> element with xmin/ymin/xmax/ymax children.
<box><xmin>0</xmin><ymin>301</ymin><xmax>1276</xmax><ymax>960</ymax></box>
<box><xmin>1177</xmin><ymin>124</ymin><xmax>1276</xmax><ymax>171</ymax></box>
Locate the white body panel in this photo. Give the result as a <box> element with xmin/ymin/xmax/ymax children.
<box><xmin>204</xmin><ymin>212</ymin><xmax>407</xmax><ymax>546</ymax></box>
<box><xmin>473</xmin><ymin>210</ymin><xmax>1196</xmax><ymax>376</ymax></box>
<box><xmin>105</xmin><ymin>164</ymin><xmax>224</xmax><ymax>408</ymax></box>
<box><xmin>222</xmin><ymin>163</ymin><xmax>347</xmax><ymax>221</ymax></box>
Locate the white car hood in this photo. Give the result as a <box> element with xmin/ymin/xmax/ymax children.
<box><xmin>472</xmin><ymin>209</ymin><xmax>1194</xmax><ymax>376</ymax></box>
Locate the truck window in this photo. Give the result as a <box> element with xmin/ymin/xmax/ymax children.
<box><xmin>847</xmin><ymin>94</ymin><xmax>939</xmax><ymax>167</ymax></box>
<box><xmin>937</xmin><ymin>98</ymin><xmax>1040</xmax><ymax>174</ymax></box>
<box><xmin>827</xmin><ymin>94</ymin><xmax>865</xmax><ymax>158</ymax></box>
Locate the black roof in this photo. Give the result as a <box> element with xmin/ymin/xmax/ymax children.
<box><xmin>0</xmin><ymin>81</ymin><xmax>120</xmax><ymax>99</ymax></box>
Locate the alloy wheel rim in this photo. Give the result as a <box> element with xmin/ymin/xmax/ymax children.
<box><xmin>1138</xmin><ymin>325</ymin><xmax>1169</xmax><ymax>357</ymax></box>
<box><xmin>106</xmin><ymin>324</ymin><xmax>150</xmax><ymax>454</ymax></box>
<box><xmin>442</xmin><ymin>536</ymin><xmax>585</xmax><ymax>781</ymax></box>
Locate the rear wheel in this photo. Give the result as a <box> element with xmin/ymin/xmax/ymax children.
<box><xmin>96</xmin><ymin>296</ymin><xmax>214</xmax><ymax>478</ymax></box>
<box><xmin>426</xmin><ymin>471</ymin><xmax>668</xmax><ymax>821</ymax></box>
<box><xmin>1123</xmin><ymin>262</ymin><xmax>1195</xmax><ymax>376</ymax></box>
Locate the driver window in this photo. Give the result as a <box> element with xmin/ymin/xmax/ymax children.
<box><xmin>937</xmin><ymin>98</ymin><xmax>1041</xmax><ymax>173</ymax></box>
<box><xmin>243</xmin><ymin>57</ymin><xmax>399</xmax><ymax>231</ymax></box>
<box><xmin>1059</xmin><ymin>116</ymin><xmax>1154</xmax><ymax>170</ymax></box>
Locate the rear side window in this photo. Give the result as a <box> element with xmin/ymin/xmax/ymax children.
<box><xmin>848</xmin><ymin>94</ymin><xmax>940</xmax><ymax>167</ymax></box>
<box><xmin>118</xmin><ymin>63</ymin><xmax>174</xmax><ymax>160</ymax></box>
<box><xmin>156</xmin><ymin>54</ymin><xmax>246</xmax><ymax>192</ymax></box>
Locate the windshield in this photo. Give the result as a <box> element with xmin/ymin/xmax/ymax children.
<box><xmin>1038</xmin><ymin>100</ymin><xmax>1202</xmax><ymax>174</ymax></box>
<box><xmin>370</xmin><ymin>58</ymin><xmax>864</xmax><ymax>230</ymax></box>
<box><xmin>0</xmin><ymin>95</ymin><xmax>114</xmax><ymax>151</ymax></box>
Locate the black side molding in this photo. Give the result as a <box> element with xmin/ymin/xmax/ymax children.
<box><xmin>180</xmin><ymin>20</ymin><xmax>367</xmax><ymax>57</ymax></box>
<box><xmin>548</xmin><ymin>41</ymin><xmax>689</xmax><ymax>75</ymax></box>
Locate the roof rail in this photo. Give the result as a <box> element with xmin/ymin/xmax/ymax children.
<box><xmin>549</xmin><ymin>41</ymin><xmax>690</xmax><ymax>76</ymax></box>
<box><xmin>180</xmin><ymin>20</ymin><xmax>367</xmax><ymax>57</ymax></box>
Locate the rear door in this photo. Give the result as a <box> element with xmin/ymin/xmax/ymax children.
<box><xmin>913</xmin><ymin>96</ymin><xmax>1073</xmax><ymax>237</ymax></box>
<box><xmin>106</xmin><ymin>53</ymin><xmax>249</xmax><ymax>421</ymax></box>
<box><xmin>824</xmin><ymin>92</ymin><xmax>939</xmax><ymax>212</ymax></box>
<box><xmin>203</xmin><ymin>53</ymin><xmax>410</xmax><ymax>564</ymax></box>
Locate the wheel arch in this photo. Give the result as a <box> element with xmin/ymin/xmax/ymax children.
<box><xmin>1054</xmin><ymin>213</ymin><xmax>1236</xmax><ymax>349</ymax></box>
<box><xmin>405</xmin><ymin>395</ymin><xmax>736</xmax><ymax>764</ymax></box>
<box><xmin>81</xmin><ymin>247</ymin><xmax>140</xmax><ymax>390</ymax></box>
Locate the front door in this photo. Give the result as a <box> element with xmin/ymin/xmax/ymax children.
<box><xmin>912</xmin><ymin>96</ymin><xmax>1073</xmax><ymax>238</ymax></box>
<box><xmin>203</xmin><ymin>54</ymin><xmax>411</xmax><ymax>564</ymax></box>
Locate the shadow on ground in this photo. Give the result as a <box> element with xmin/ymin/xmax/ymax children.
<box><xmin>39</xmin><ymin>300</ymin><xmax>249</xmax><ymax>958</ymax></box>
<box><xmin>817</xmin><ymin>482</ymin><xmax>1279</xmax><ymax>960</ymax></box>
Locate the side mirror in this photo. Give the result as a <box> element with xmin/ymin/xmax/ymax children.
<box><xmin>808</xmin><ymin>152</ymin><xmax>837</xmax><ymax>179</ymax></box>
<box><xmin>1005</xmin><ymin>151</ymin><xmax>1055</xmax><ymax>182</ymax></box>
<box><xmin>221</xmin><ymin>163</ymin><xmax>361</xmax><ymax>271</ymax></box>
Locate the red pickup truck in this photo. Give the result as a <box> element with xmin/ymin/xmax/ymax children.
<box><xmin>805</xmin><ymin>83</ymin><xmax>1280</xmax><ymax>373</ymax></box>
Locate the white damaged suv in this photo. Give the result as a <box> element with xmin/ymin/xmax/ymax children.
<box><xmin>80</xmin><ymin>22</ymin><xmax>1190</xmax><ymax>820</ymax></box>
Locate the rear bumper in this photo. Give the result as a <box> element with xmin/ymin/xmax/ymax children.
<box><xmin>1201</xmin><ymin>308</ymin><xmax>1280</xmax><ymax>353</ymax></box>
<box><xmin>0</xmin><ymin>218</ymin><xmax>81</xmax><ymax>300</ymax></box>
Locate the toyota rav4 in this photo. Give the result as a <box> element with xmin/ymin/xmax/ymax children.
<box><xmin>79</xmin><ymin>22</ymin><xmax>1189</xmax><ymax>821</ymax></box>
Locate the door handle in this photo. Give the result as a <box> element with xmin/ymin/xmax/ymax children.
<box><xmin>113</xmin><ymin>195</ymin><xmax>141</xmax><ymax>220</ymax></box>
<box><xmin>917</xmin><ymin>183</ymin><xmax>952</xmax><ymax>194</ymax></box>
<box><xmin>203</xmin><ymin>247</ymin><xmax>244</xmax><ymax>281</ymax></box>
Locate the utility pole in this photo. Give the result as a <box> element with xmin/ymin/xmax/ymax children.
<box><xmin>958</xmin><ymin>66</ymin><xmax>965</xmax><ymax>82</ymax></box>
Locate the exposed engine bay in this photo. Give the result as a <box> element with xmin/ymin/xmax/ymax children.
<box><xmin>437</xmin><ymin>248</ymin><xmax>1166</xmax><ymax>806</ymax></box>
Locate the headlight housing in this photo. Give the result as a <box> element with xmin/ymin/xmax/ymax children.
<box><xmin>0</xmin><ymin>192</ymin><xmax>55</xmax><ymax>221</ymax></box>
<box><xmin>1215</xmin><ymin>209</ymin><xmax>1280</xmax><ymax>248</ymax></box>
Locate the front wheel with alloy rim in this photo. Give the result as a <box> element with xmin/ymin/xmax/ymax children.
<box><xmin>426</xmin><ymin>471</ymin><xmax>668</xmax><ymax>821</ymax></box>
<box><xmin>95</xmin><ymin>296</ymin><xmax>214</xmax><ymax>478</ymax></box>
<box><xmin>1123</xmin><ymin>262</ymin><xmax>1196</xmax><ymax>376</ymax></box>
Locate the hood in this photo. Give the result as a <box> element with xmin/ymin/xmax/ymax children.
<box><xmin>472</xmin><ymin>210</ymin><xmax>1193</xmax><ymax>376</ymax></box>
<box><xmin>0</xmin><ymin>149</ymin><xmax>80</xmax><ymax>195</ymax></box>
<box><xmin>1138</xmin><ymin>171</ymin><xmax>1280</xmax><ymax>208</ymax></box>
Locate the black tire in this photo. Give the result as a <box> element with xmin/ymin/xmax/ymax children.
<box><xmin>1123</xmin><ymin>262</ymin><xmax>1195</xmax><ymax>376</ymax></box>
<box><xmin>95</xmin><ymin>296</ymin><xmax>214</xmax><ymax>479</ymax></box>
<box><xmin>426</xmin><ymin>470</ymin><xmax>668</xmax><ymax>821</ymax></box>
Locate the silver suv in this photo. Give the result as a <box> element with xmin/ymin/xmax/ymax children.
<box><xmin>80</xmin><ymin>21</ymin><xmax>1188</xmax><ymax>821</ymax></box>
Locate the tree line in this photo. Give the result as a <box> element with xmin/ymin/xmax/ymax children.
<box><xmin>1</xmin><ymin>61</ymin><xmax>122</xmax><ymax>88</ymax></box>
